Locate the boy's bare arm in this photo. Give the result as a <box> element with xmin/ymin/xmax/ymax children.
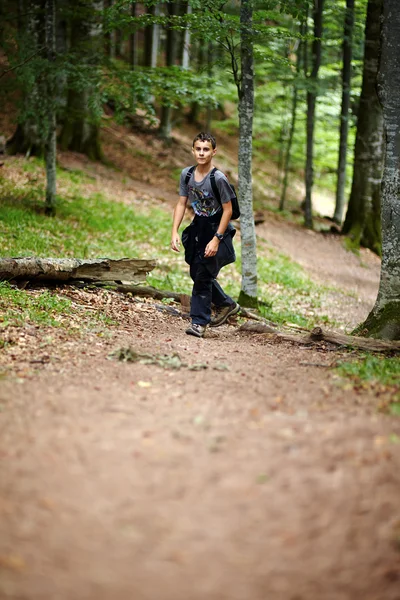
<box><xmin>171</xmin><ymin>196</ymin><xmax>187</xmax><ymax>252</ymax></box>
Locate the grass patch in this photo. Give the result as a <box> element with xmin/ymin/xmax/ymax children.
<box><xmin>337</xmin><ymin>353</ymin><xmax>400</xmax><ymax>406</ymax></box>
<box><xmin>337</xmin><ymin>354</ymin><xmax>400</xmax><ymax>386</ymax></box>
<box><xmin>0</xmin><ymin>281</ymin><xmax>72</xmax><ymax>327</ymax></box>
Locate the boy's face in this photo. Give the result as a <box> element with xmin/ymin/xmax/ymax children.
<box><xmin>192</xmin><ymin>140</ymin><xmax>216</xmax><ymax>167</ymax></box>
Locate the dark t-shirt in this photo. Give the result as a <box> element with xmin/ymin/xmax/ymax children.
<box><xmin>179</xmin><ymin>167</ymin><xmax>232</xmax><ymax>217</ymax></box>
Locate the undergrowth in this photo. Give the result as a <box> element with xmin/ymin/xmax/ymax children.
<box><xmin>0</xmin><ymin>158</ymin><xmax>336</xmax><ymax>332</ymax></box>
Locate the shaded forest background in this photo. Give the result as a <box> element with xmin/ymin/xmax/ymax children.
<box><xmin>0</xmin><ymin>0</ymin><xmax>380</xmax><ymax>251</ymax></box>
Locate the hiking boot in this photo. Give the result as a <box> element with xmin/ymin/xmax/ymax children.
<box><xmin>185</xmin><ymin>323</ymin><xmax>207</xmax><ymax>338</ymax></box>
<box><xmin>210</xmin><ymin>302</ymin><xmax>240</xmax><ymax>327</ymax></box>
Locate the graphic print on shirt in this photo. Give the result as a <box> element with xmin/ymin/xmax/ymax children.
<box><xmin>190</xmin><ymin>185</ymin><xmax>220</xmax><ymax>217</ymax></box>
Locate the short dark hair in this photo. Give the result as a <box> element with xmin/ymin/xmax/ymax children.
<box><xmin>192</xmin><ymin>132</ymin><xmax>216</xmax><ymax>149</ymax></box>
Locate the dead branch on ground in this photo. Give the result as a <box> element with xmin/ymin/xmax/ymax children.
<box><xmin>239</xmin><ymin>323</ymin><xmax>400</xmax><ymax>353</ymax></box>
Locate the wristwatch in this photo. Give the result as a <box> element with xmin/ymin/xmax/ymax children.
<box><xmin>214</xmin><ymin>232</ymin><xmax>224</xmax><ymax>241</ymax></box>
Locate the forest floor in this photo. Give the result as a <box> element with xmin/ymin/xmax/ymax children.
<box><xmin>1</xmin><ymin>122</ymin><xmax>400</xmax><ymax>600</ymax></box>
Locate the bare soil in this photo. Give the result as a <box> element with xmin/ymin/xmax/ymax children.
<box><xmin>1</xmin><ymin>125</ymin><xmax>400</xmax><ymax>600</ymax></box>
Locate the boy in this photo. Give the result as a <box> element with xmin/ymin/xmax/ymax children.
<box><xmin>171</xmin><ymin>132</ymin><xmax>240</xmax><ymax>338</ymax></box>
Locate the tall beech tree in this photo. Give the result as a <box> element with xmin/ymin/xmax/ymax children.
<box><xmin>304</xmin><ymin>0</ymin><xmax>324</xmax><ymax>229</ymax></box>
<box><xmin>59</xmin><ymin>0</ymin><xmax>103</xmax><ymax>160</ymax></box>
<box><xmin>333</xmin><ymin>0</ymin><xmax>355</xmax><ymax>224</ymax></box>
<box><xmin>6</xmin><ymin>0</ymin><xmax>47</xmax><ymax>156</ymax></box>
<box><xmin>237</xmin><ymin>0</ymin><xmax>257</xmax><ymax>306</ymax></box>
<box><xmin>341</xmin><ymin>0</ymin><xmax>383</xmax><ymax>254</ymax></box>
<box><xmin>158</xmin><ymin>2</ymin><xmax>179</xmax><ymax>140</ymax></box>
<box><xmin>44</xmin><ymin>0</ymin><xmax>56</xmax><ymax>214</ymax></box>
<box><xmin>361</xmin><ymin>0</ymin><xmax>400</xmax><ymax>340</ymax></box>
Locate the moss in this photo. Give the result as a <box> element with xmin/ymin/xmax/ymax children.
<box><xmin>237</xmin><ymin>290</ymin><xmax>259</xmax><ymax>309</ymax></box>
<box><xmin>360</xmin><ymin>301</ymin><xmax>400</xmax><ymax>341</ymax></box>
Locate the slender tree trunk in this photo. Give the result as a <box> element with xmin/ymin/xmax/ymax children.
<box><xmin>59</xmin><ymin>0</ymin><xmax>103</xmax><ymax>160</ymax></box>
<box><xmin>159</xmin><ymin>3</ymin><xmax>178</xmax><ymax>141</ymax></box>
<box><xmin>304</xmin><ymin>0</ymin><xmax>324</xmax><ymax>229</ymax></box>
<box><xmin>55</xmin><ymin>0</ymin><xmax>68</xmax><ymax>114</ymax></box>
<box><xmin>105</xmin><ymin>0</ymin><xmax>116</xmax><ymax>59</ymax></box>
<box><xmin>45</xmin><ymin>0</ymin><xmax>56</xmax><ymax>214</ymax></box>
<box><xmin>6</xmin><ymin>0</ymin><xmax>45</xmax><ymax>156</ymax></box>
<box><xmin>342</xmin><ymin>0</ymin><xmax>384</xmax><ymax>254</ymax></box>
<box><xmin>182</xmin><ymin>3</ymin><xmax>192</xmax><ymax>70</ymax></box>
<box><xmin>361</xmin><ymin>0</ymin><xmax>400</xmax><ymax>340</ymax></box>
<box><xmin>129</xmin><ymin>1</ymin><xmax>138</xmax><ymax>69</ymax></box>
<box><xmin>237</xmin><ymin>0</ymin><xmax>257</xmax><ymax>307</ymax></box>
<box><xmin>188</xmin><ymin>39</ymin><xmax>204</xmax><ymax>125</ymax></box>
<box><xmin>279</xmin><ymin>32</ymin><xmax>303</xmax><ymax>212</ymax></box>
<box><xmin>333</xmin><ymin>0</ymin><xmax>355</xmax><ymax>224</ymax></box>
<box><xmin>206</xmin><ymin>41</ymin><xmax>213</xmax><ymax>131</ymax></box>
<box><xmin>279</xmin><ymin>89</ymin><xmax>298</xmax><ymax>211</ymax></box>
<box><xmin>151</xmin><ymin>3</ymin><xmax>160</xmax><ymax>68</ymax></box>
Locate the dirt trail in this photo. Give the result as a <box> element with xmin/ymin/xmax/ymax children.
<box><xmin>1</xmin><ymin>130</ymin><xmax>399</xmax><ymax>599</ymax></box>
<box><xmin>1</xmin><ymin>224</ymin><xmax>400</xmax><ymax>600</ymax></box>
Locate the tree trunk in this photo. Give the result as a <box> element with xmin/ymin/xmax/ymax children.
<box><xmin>45</xmin><ymin>0</ymin><xmax>57</xmax><ymax>215</ymax></box>
<box><xmin>342</xmin><ymin>0</ymin><xmax>384</xmax><ymax>254</ymax></box>
<box><xmin>304</xmin><ymin>0</ymin><xmax>324</xmax><ymax>229</ymax></box>
<box><xmin>206</xmin><ymin>41</ymin><xmax>213</xmax><ymax>131</ymax></box>
<box><xmin>151</xmin><ymin>3</ymin><xmax>160</xmax><ymax>68</ymax></box>
<box><xmin>129</xmin><ymin>1</ymin><xmax>138</xmax><ymax>69</ymax></box>
<box><xmin>361</xmin><ymin>0</ymin><xmax>400</xmax><ymax>341</ymax></box>
<box><xmin>237</xmin><ymin>0</ymin><xmax>257</xmax><ymax>307</ymax></box>
<box><xmin>158</xmin><ymin>2</ymin><xmax>179</xmax><ymax>141</ymax></box>
<box><xmin>6</xmin><ymin>0</ymin><xmax>45</xmax><ymax>157</ymax></box>
<box><xmin>280</xmin><ymin>28</ymin><xmax>304</xmax><ymax>212</ymax></box>
<box><xmin>182</xmin><ymin>3</ymin><xmax>192</xmax><ymax>70</ymax></box>
<box><xmin>0</xmin><ymin>258</ymin><xmax>156</xmax><ymax>283</ymax></box>
<box><xmin>333</xmin><ymin>0</ymin><xmax>355</xmax><ymax>224</ymax></box>
<box><xmin>188</xmin><ymin>39</ymin><xmax>204</xmax><ymax>125</ymax></box>
<box><xmin>59</xmin><ymin>0</ymin><xmax>103</xmax><ymax>161</ymax></box>
<box><xmin>105</xmin><ymin>0</ymin><xmax>116</xmax><ymax>59</ymax></box>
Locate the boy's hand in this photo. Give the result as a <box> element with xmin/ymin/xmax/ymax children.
<box><xmin>204</xmin><ymin>237</ymin><xmax>220</xmax><ymax>258</ymax></box>
<box><xmin>171</xmin><ymin>234</ymin><xmax>181</xmax><ymax>252</ymax></box>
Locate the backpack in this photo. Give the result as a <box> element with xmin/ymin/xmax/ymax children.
<box><xmin>184</xmin><ymin>166</ymin><xmax>240</xmax><ymax>220</ymax></box>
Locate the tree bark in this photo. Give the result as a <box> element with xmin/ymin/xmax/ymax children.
<box><xmin>45</xmin><ymin>0</ymin><xmax>57</xmax><ymax>215</ymax></box>
<box><xmin>105</xmin><ymin>0</ymin><xmax>116</xmax><ymax>59</ymax></box>
<box><xmin>181</xmin><ymin>2</ymin><xmax>192</xmax><ymax>70</ymax></box>
<box><xmin>304</xmin><ymin>0</ymin><xmax>324</xmax><ymax>229</ymax></box>
<box><xmin>342</xmin><ymin>0</ymin><xmax>384</xmax><ymax>254</ymax></box>
<box><xmin>59</xmin><ymin>0</ymin><xmax>103</xmax><ymax>160</ymax></box>
<box><xmin>129</xmin><ymin>1</ymin><xmax>138</xmax><ymax>69</ymax></box>
<box><xmin>280</xmin><ymin>27</ymin><xmax>304</xmax><ymax>212</ymax></box>
<box><xmin>333</xmin><ymin>0</ymin><xmax>355</xmax><ymax>224</ymax></box>
<box><xmin>361</xmin><ymin>0</ymin><xmax>400</xmax><ymax>340</ymax></box>
<box><xmin>6</xmin><ymin>0</ymin><xmax>45</xmax><ymax>157</ymax></box>
<box><xmin>0</xmin><ymin>258</ymin><xmax>156</xmax><ymax>283</ymax></box>
<box><xmin>158</xmin><ymin>2</ymin><xmax>179</xmax><ymax>141</ymax></box>
<box><xmin>237</xmin><ymin>0</ymin><xmax>257</xmax><ymax>307</ymax></box>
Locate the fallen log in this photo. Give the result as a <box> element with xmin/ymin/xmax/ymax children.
<box><xmin>0</xmin><ymin>257</ymin><xmax>156</xmax><ymax>283</ymax></box>
<box><xmin>239</xmin><ymin>323</ymin><xmax>400</xmax><ymax>352</ymax></box>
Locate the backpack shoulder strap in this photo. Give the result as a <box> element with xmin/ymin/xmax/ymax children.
<box><xmin>184</xmin><ymin>165</ymin><xmax>196</xmax><ymax>185</ymax></box>
<box><xmin>209</xmin><ymin>167</ymin><xmax>221</xmax><ymax>204</ymax></box>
